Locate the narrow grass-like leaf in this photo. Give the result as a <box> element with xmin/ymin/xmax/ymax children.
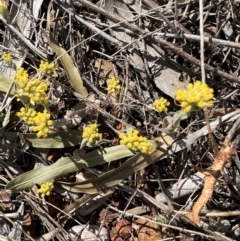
<box><xmin>24</xmin><ymin>130</ymin><xmax>80</xmax><ymax>148</ymax></box>
<box><xmin>59</xmin><ymin>145</ymin><xmax>169</xmax><ymax>194</ymax></box>
<box><xmin>6</xmin><ymin>145</ymin><xmax>134</xmax><ymax>192</ymax></box>
<box><xmin>47</xmin><ymin>7</ymin><xmax>88</xmax><ymax>97</ymax></box>
<box><xmin>59</xmin><ymin>135</ymin><xmax>173</xmax><ymax>194</ymax></box>
<box><xmin>49</xmin><ymin>34</ymin><xmax>88</xmax><ymax>97</ymax></box>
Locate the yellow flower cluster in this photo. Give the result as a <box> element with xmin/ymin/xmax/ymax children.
<box><xmin>119</xmin><ymin>130</ymin><xmax>152</xmax><ymax>154</ymax></box>
<box><xmin>1</xmin><ymin>52</ymin><xmax>12</xmax><ymax>64</ymax></box>
<box><xmin>153</xmin><ymin>97</ymin><xmax>170</xmax><ymax>112</ymax></box>
<box><xmin>17</xmin><ymin>108</ymin><xmax>53</xmax><ymax>138</ymax></box>
<box><xmin>33</xmin><ymin>109</ymin><xmax>53</xmax><ymax>138</ymax></box>
<box><xmin>175</xmin><ymin>81</ymin><xmax>214</xmax><ymax>113</ymax></box>
<box><xmin>82</xmin><ymin>123</ymin><xmax>100</xmax><ymax>143</ymax></box>
<box><xmin>39</xmin><ymin>60</ymin><xmax>56</xmax><ymax>76</ymax></box>
<box><xmin>0</xmin><ymin>2</ymin><xmax>9</xmax><ymax>21</ymax></box>
<box><xmin>106</xmin><ymin>77</ymin><xmax>121</xmax><ymax>94</ymax></box>
<box><xmin>17</xmin><ymin>107</ymin><xmax>37</xmax><ymax>125</ymax></box>
<box><xmin>0</xmin><ymin>2</ymin><xmax>7</xmax><ymax>10</ymax></box>
<box><xmin>14</xmin><ymin>68</ymin><xmax>49</xmax><ymax>106</ymax></box>
<box><xmin>37</xmin><ymin>182</ymin><xmax>54</xmax><ymax>198</ymax></box>
<box><xmin>14</xmin><ymin>61</ymin><xmax>55</xmax><ymax>138</ymax></box>
<box><xmin>14</xmin><ymin>67</ymin><xmax>29</xmax><ymax>84</ymax></box>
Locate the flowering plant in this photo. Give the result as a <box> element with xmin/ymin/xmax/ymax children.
<box><xmin>14</xmin><ymin>61</ymin><xmax>56</xmax><ymax>138</ymax></box>
<box><xmin>106</xmin><ymin>77</ymin><xmax>121</xmax><ymax>94</ymax></box>
<box><xmin>82</xmin><ymin>123</ymin><xmax>100</xmax><ymax>144</ymax></box>
<box><xmin>153</xmin><ymin>97</ymin><xmax>170</xmax><ymax>113</ymax></box>
<box><xmin>119</xmin><ymin>130</ymin><xmax>152</xmax><ymax>154</ymax></box>
<box><xmin>37</xmin><ymin>182</ymin><xmax>54</xmax><ymax>198</ymax></box>
<box><xmin>39</xmin><ymin>60</ymin><xmax>56</xmax><ymax>77</ymax></box>
<box><xmin>1</xmin><ymin>52</ymin><xmax>12</xmax><ymax>65</ymax></box>
<box><xmin>175</xmin><ymin>81</ymin><xmax>214</xmax><ymax>113</ymax></box>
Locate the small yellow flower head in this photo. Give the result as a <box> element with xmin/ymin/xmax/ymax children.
<box><xmin>39</xmin><ymin>60</ymin><xmax>56</xmax><ymax>77</ymax></box>
<box><xmin>1</xmin><ymin>52</ymin><xmax>12</xmax><ymax>65</ymax></box>
<box><xmin>14</xmin><ymin>67</ymin><xmax>29</xmax><ymax>85</ymax></box>
<box><xmin>175</xmin><ymin>81</ymin><xmax>214</xmax><ymax>113</ymax></box>
<box><xmin>16</xmin><ymin>107</ymin><xmax>37</xmax><ymax>125</ymax></box>
<box><xmin>14</xmin><ymin>68</ymin><xmax>49</xmax><ymax>106</ymax></box>
<box><xmin>32</xmin><ymin>109</ymin><xmax>53</xmax><ymax>138</ymax></box>
<box><xmin>17</xmin><ymin>108</ymin><xmax>53</xmax><ymax>138</ymax></box>
<box><xmin>82</xmin><ymin>123</ymin><xmax>100</xmax><ymax>143</ymax></box>
<box><xmin>153</xmin><ymin>97</ymin><xmax>170</xmax><ymax>112</ymax></box>
<box><xmin>0</xmin><ymin>2</ymin><xmax>9</xmax><ymax>22</ymax></box>
<box><xmin>106</xmin><ymin>77</ymin><xmax>121</xmax><ymax>94</ymax></box>
<box><xmin>37</xmin><ymin>182</ymin><xmax>54</xmax><ymax>198</ymax></box>
<box><xmin>119</xmin><ymin>130</ymin><xmax>152</xmax><ymax>154</ymax></box>
<box><xmin>27</xmin><ymin>79</ymin><xmax>49</xmax><ymax>106</ymax></box>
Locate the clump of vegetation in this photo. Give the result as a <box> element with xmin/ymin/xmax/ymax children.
<box><xmin>0</xmin><ymin>1</ymin><xmax>239</xmax><ymax>240</ymax></box>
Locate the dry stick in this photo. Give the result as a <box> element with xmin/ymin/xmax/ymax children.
<box><xmin>199</xmin><ymin>0</ymin><xmax>206</xmax><ymax>84</ymax></box>
<box><xmin>76</xmin><ymin>0</ymin><xmax>240</xmax><ymax>84</ymax></box>
<box><xmin>153</xmin><ymin>33</ymin><xmax>240</xmax><ymax>49</ymax></box>
<box><xmin>198</xmin><ymin>0</ymin><xmax>219</xmax><ymax>156</ymax></box>
<box><xmin>223</xmin><ymin>117</ymin><xmax>240</xmax><ymax>146</ymax></box>
<box><xmin>151</xmin><ymin>163</ymin><xmax>174</xmax><ymax>212</ymax></box>
<box><xmin>206</xmin><ymin>210</ymin><xmax>240</xmax><ymax>217</ymax></box>
<box><xmin>142</xmin><ymin>0</ymin><xmax>178</xmax><ymax>33</ymax></box>
<box><xmin>198</xmin><ymin>0</ymin><xmax>210</xmax><ymax>146</ymax></box>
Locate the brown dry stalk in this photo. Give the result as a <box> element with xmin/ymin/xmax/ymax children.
<box><xmin>189</xmin><ymin>144</ymin><xmax>236</xmax><ymax>225</ymax></box>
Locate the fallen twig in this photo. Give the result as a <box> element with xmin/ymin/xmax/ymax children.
<box><xmin>153</xmin><ymin>33</ymin><xmax>240</xmax><ymax>50</ymax></box>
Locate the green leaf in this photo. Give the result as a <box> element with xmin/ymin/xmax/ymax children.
<box><xmin>172</xmin><ymin>109</ymin><xmax>189</xmax><ymax>123</ymax></box>
<box><xmin>49</xmin><ymin>34</ymin><xmax>88</xmax><ymax>97</ymax></box>
<box><xmin>80</xmin><ymin>138</ymin><xmax>89</xmax><ymax>149</ymax></box>
<box><xmin>217</xmin><ymin>219</ymin><xmax>231</xmax><ymax>232</ymax></box>
<box><xmin>24</xmin><ymin>130</ymin><xmax>81</xmax><ymax>148</ymax></box>
<box><xmin>162</xmin><ymin>110</ymin><xmax>189</xmax><ymax>134</ymax></box>
<box><xmin>6</xmin><ymin>145</ymin><xmax>134</xmax><ymax>192</ymax></box>
<box><xmin>81</xmin><ymin>139</ymin><xmax>111</xmax><ymax>149</ymax></box>
<box><xmin>155</xmin><ymin>214</ymin><xmax>167</xmax><ymax>224</ymax></box>
<box><xmin>47</xmin><ymin>6</ymin><xmax>88</xmax><ymax>97</ymax></box>
<box><xmin>0</xmin><ymin>74</ymin><xmax>14</xmax><ymax>94</ymax></box>
<box><xmin>59</xmin><ymin>139</ymin><xmax>171</xmax><ymax>194</ymax></box>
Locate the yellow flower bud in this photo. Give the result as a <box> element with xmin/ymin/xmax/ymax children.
<box><xmin>153</xmin><ymin>97</ymin><xmax>170</xmax><ymax>113</ymax></box>
<box><xmin>106</xmin><ymin>77</ymin><xmax>121</xmax><ymax>94</ymax></box>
